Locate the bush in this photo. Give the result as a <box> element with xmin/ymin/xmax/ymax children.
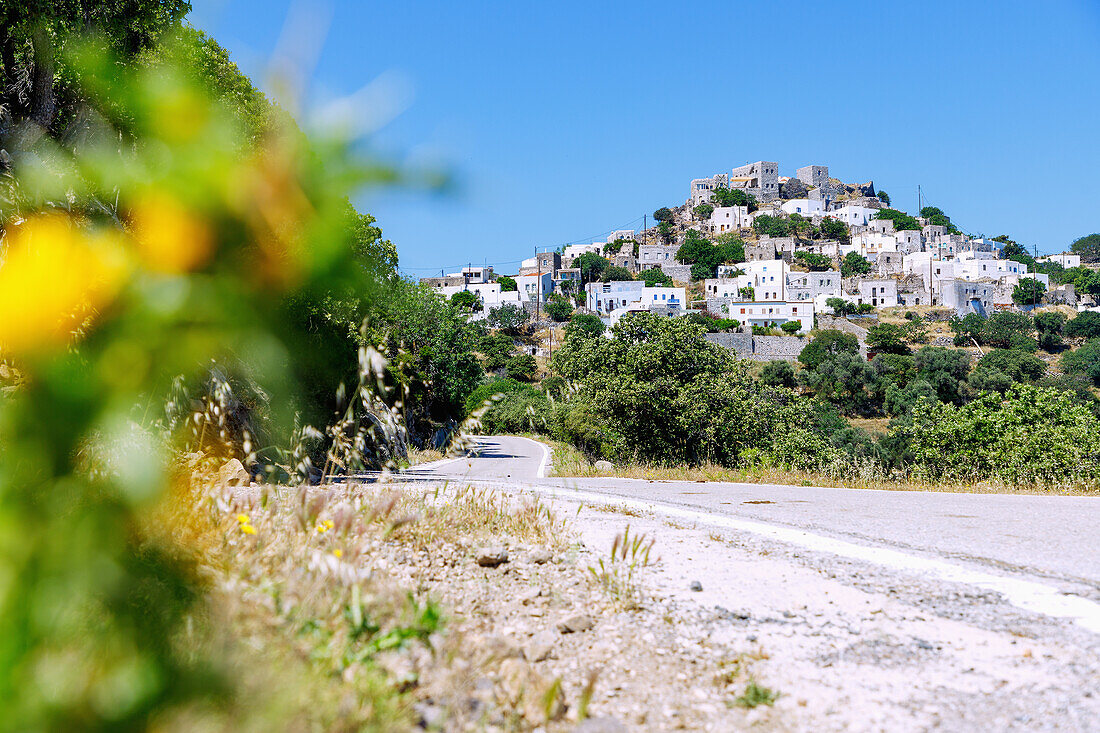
<box><xmin>840</xmin><ymin>252</ymin><xmax>872</xmax><ymax>277</ymax></box>
<box><xmin>653</xmin><ymin>207</ymin><xmax>674</xmax><ymax>222</ymax></box>
<box><xmin>780</xmin><ymin>320</ymin><xmax>802</xmax><ymax>335</ymax></box>
<box><xmin>479</xmin><ymin>332</ymin><xmax>516</xmax><ymax>371</ymax></box>
<box><xmin>798</xmin><ymin>330</ymin><xmax>860</xmax><ymax>370</ymax></box>
<box><xmin>760</xmin><ymin>360</ymin><xmax>795</xmax><ymax>389</ymax></box>
<box><xmin>1012</xmin><ymin>278</ymin><xmax>1046</xmax><ymax>305</ymax></box>
<box><xmin>794</xmin><ymin>251</ymin><xmax>833</xmax><ymax>271</ymax></box>
<box><xmin>566</xmin><ymin>313</ymin><xmax>605</xmax><ymax>339</ymax></box>
<box><xmin>1061</xmin><ymin>339</ymin><xmax>1100</xmax><ymax>385</ymax></box>
<box><xmin>866</xmin><ymin>323</ymin><xmax>910</xmax><ymax>354</ymax></box>
<box><xmin>505</xmin><ymin>352</ymin><xmax>538</xmax><ymax>382</ymax></box>
<box><xmin>465</xmin><ymin>379</ymin><xmax>550</xmax><ymax>434</ymax></box>
<box><xmin>901</xmin><ymin>386</ymin><xmax>1100</xmax><ymax>484</ymax></box>
<box><xmin>914</xmin><ymin>346</ymin><xmax>970</xmax><ymax>404</ymax></box>
<box><xmin>638</xmin><ymin>268</ymin><xmax>673</xmax><ymax>287</ymax></box>
<box><xmin>487</xmin><ymin>303</ymin><xmax>531</xmax><ymax>335</ymax></box>
<box><xmin>545</xmin><ymin>294</ymin><xmax>573</xmax><ymax>322</ymax></box>
<box><xmin>693</xmin><ymin>203</ymin><xmax>714</xmax><ymax>220</ymax></box>
<box><xmin>1065</xmin><ymin>311</ymin><xmax>1100</xmax><ymax>339</ymax></box>
<box><xmin>982</xmin><ymin>311</ymin><xmax>1033</xmax><ymax>349</ymax></box>
<box><xmin>497</xmin><ymin>275</ymin><xmax>518</xmax><ymax>291</ymax></box>
<box><xmin>1034</xmin><ymin>311</ymin><xmax>1066</xmax><ymax>351</ymax></box>
<box><xmin>968</xmin><ymin>349</ymin><xmax>1046</xmax><ymax>394</ymax></box>
<box><xmin>600</xmin><ymin>265</ymin><xmax>635</xmax><ymax>282</ymax></box>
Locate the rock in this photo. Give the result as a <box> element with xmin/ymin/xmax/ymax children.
<box><xmin>574</xmin><ymin>717</ymin><xmax>628</xmax><ymax>733</ymax></box>
<box><xmin>689</xmin><ymin>580</ymin><xmax>703</xmax><ymax>592</ymax></box>
<box><xmin>523</xmin><ymin>630</ymin><xmax>557</xmax><ymax>662</ymax></box>
<box><xmin>525</xmin><ymin>548</ymin><xmax>553</xmax><ymax>564</ymax></box>
<box><xmin>518</xmin><ymin>587</ymin><xmax>542</xmax><ymax>605</ymax></box>
<box><xmin>476</xmin><ymin>547</ymin><xmax>509</xmax><ymax>567</ymax></box>
<box><xmin>557</xmin><ymin>613</ymin><xmax>595</xmax><ymax>633</ymax></box>
<box><xmin>218</xmin><ymin>458</ymin><xmax>250</xmax><ymax>487</ymax></box>
<box><xmin>594</xmin><ymin>460</ymin><xmax>614</xmax><ymax>473</ymax></box>
<box><xmin>480</xmin><ymin>634</ymin><xmax>523</xmax><ymax>661</ymax></box>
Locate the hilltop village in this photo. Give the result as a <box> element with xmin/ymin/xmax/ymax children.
<box><xmin>422</xmin><ymin>160</ymin><xmax>1098</xmax><ymax>361</ymax></box>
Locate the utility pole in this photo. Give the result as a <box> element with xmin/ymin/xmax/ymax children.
<box><xmin>535</xmin><ymin>245</ymin><xmax>541</xmax><ymax>321</ymax></box>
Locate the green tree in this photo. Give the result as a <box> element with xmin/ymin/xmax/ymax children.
<box><xmin>653</xmin><ymin>207</ymin><xmax>674</xmax><ymax>222</ymax></box>
<box><xmin>575</xmin><ymin>252</ymin><xmax>610</xmax><ymax>283</ymax></box>
<box><xmin>601</xmin><ymin>265</ymin><xmax>635</xmax><ymax>282</ymax></box>
<box><xmin>840</xmin><ymin>252</ymin><xmax>872</xmax><ymax>277</ymax></box>
<box><xmin>982</xmin><ymin>311</ymin><xmax>1034</xmax><ymax>349</ymax></box>
<box><xmin>1012</xmin><ymin>278</ymin><xmax>1047</xmax><ymax>305</ymax></box>
<box><xmin>1061</xmin><ymin>339</ymin><xmax>1100</xmax><ymax>385</ymax></box>
<box><xmin>996</xmin><ymin>236</ymin><xmax>1036</xmax><ymax>269</ymax></box>
<box><xmin>480</xmin><ymin>332</ymin><xmax>516</xmax><ymax>372</ymax></box>
<box><xmin>505</xmin><ymin>352</ymin><xmax>538</xmax><ymax>382</ymax></box>
<box><xmin>950</xmin><ymin>312</ymin><xmax>986</xmax><ymax>346</ymax></box>
<box><xmin>693</xmin><ymin>203</ymin><xmax>714</xmax><ymax>220</ymax></box>
<box><xmin>566</xmin><ymin>313</ymin><xmax>605</xmax><ymax>339</ymax></box>
<box><xmin>450</xmin><ymin>290</ymin><xmax>479</xmax><ymax>311</ymax></box>
<box><xmin>639</xmin><ymin>268</ymin><xmax>673</xmax><ymax>287</ymax></box>
<box><xmin>866</xmin><ymin>323</ymin><xmax>910</xmax><ymax>354</ymax></box>
<box><xmin>752</xmin><ymin>214</ymin><xmax>793</xmax><ymax>238</ymax></box>
<box><xmin>657</xmin><ymin>220</ymin><xmax>676</xmax><ymax>244</ymax></box>
<box><xmin>487</xmin><ymin>303</ymin><xmax>531</xmax><ymax>335</ymax></box>
<box><xmin>713</xmin><ymin>232</ymin><xmax>747</xmax><ymax>264</ymax></box>
<box><xmin>914</xmin><ymin>346</ymin><xmax>970</xmax><ymax>404</ymax></box>
<box><xmin>795</xmin><ymin>251</ymin><xmax>834</xmax><ymax>271</ymax></box>
<box><xmin>1034</xmin><ymin>311</ymin><xmax>1066</xmax><ymax>351</ymax></box>
<box><xmin>877</xmin><ymin>190</ymin><xmax>891</xmax><ymax>206</ymax></box>
<box><xmin>1065</xmin><ymin>311</ymin><xmax>1100</xmax><ymax>339</ymax></box>
<box><xmin>884</xmin><ymin>379</ymin><xmax>936</xmax><ymax>417</ymax></box>
<box><xmin>826</xmin><ymin>297</ymin><xmax>857</xmax><ymax>317</ymax></box>
<box><xmin>1058</xmin><ymin>266</ymin><xmax>1100</xmax><ymax>296</ymax></box>
<box><xmin>798</xmin><ymin>330</ymin><xmax>860</xmax><ymax>370</ymax></box>
<box><xmin>545</xmin><ymin>293</ymin><xmax>574</xmax><ymax>322</ymax></box>
<box><xmin>798</xmin><ymin>350</ymin><xmax>874</xmax><ymax>415</ymax></box>
<box><xmin>1070</xmin><ymin>233</ymin><xmax>1100</xmax><ymax>263</ymax></box>
<box><xmin>676</xmin><ymin>229</ymin><xmax>725</xmax><ymax>280</ymax></box>
<box><xmin>968</xmin><ymin>349</ymin><xmax>1046</xmax><ymax>394</ymax></box>
<box><xmin>497</xmin><ymin>275</ymin><xmax>518</xmax><ymax>291</ymax></box>
<box><xmin>710</xmin><ymin>186</ymin><xmax>758</xmax><ymax>211</ymax></box>
<box><xmin>919</xmin><ymin>206</ymin><xmax>959</xmax><ymax>234</ymax></box>
<box><xmin>780</xmin><ymin>320</ymin><xmax>802</xmax><ymax>335</ymax></box>
<box><xmin>900</xmin><ymin>386</ymin><xmax>1100</xmax><ymax>484</ymax></box>
<box><xmin>738</xmin><ymin>286</ymin><xmax>755</xmax><ymax>300</ymax></box>
<box><xmin>873</xmin><ymin>208</ymin><xmax>922</xmax><ymax>231</ymax></box>
<box><xmin>760</xmin><ymin>360</ymin><xmax>795</xmax><ymax>388</ymax></box>
<box><xmin>816</xmin><ymin>217</ymin><xmax>849</xmax><ymax>242</ymax></box>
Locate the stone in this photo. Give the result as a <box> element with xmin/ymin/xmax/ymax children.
<box><xmin>594</xmin><ymin>460</ymin><xmax>614</xmax><ymax>473</ymax></box>
<box><xmin>526</xmin><ymin>548</ymin><xmax>553</xmax><ymax>564</ymax></box>
<box><xmin>218</xmin><ymin>458</ymin><xmax>250</xmax><ymax>488</ymax></box>
<box><xmin>476</xmin><ymin>547</ymin><xmax>509</xmax><ymax>567</ymax></box>
<box><xmin>689</xmin><ymin>580</ymin><xmax>703</xmax><ymax>592</ymax></box>
<box><xmin>519</xmin><ymin>587</ymin><xmax>542</xmax><ymax>605</ymax></box>
<box><xmin>523</xmin><ymin>630</ymin><xmax>557</xmax><ymax>662</ymax></box>
<box><xmin>574</xmin><ymin>717</ymin><xmax>628</xmax><ymax>733</ymax></box>
<box><xmin>557</xmin><ymin>613</ymin><xmax>595</xmax><ymax>633</ymax></box>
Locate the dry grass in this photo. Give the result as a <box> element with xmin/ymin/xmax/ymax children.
<box><xmin>545</xmin><ymin>438</ymin><xmax>1096</xmax><ymax>496</ymax></box>
<box><xmin>143</xmin><ymin>458</ymin><xmax>573</xmax><ymax>731</ymax></box>
<box><xmin>404</xmin><ymin>446</ymin><xmax>444</xmax><ymax>466</ymax></box>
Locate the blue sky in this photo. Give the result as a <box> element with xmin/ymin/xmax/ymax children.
<box><xmin>189</xmin><ymin>0</ymin><xmax>1100</xmax><ymax>274</ymax></box>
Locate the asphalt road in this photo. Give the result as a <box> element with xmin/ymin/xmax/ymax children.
<box><xmin>404</xmin><ymin>435</ymin><xmax>1100</xmax><ymax>595</ymax></box>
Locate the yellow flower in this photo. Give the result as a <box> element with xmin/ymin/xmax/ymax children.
<box><xmin>240</xmin><ymin>523</ymin><xmax>256</xmax><ymax>535</ymax></box>
<box><xmin>0</xmin><ymin>215</ymin><xmax>128</xmax><ymax>355</ymax></box>
<box><xmin>332</xmin><ymin>549</ymin><xmax>343</xmax><ymax>558</ymax></box>
<box><xmin>236</xmin><ymin>514</ymin><xmax>250</xmax><ymax>524</ymax></box>
<box><xmin>316</xmin><ymin>519</ymin><xmax>334</xmax><ymax>534</ymax></box>
<box><xmin>129</xmin><ymin>191</ymin><xmax>213</xmax><ymax>273</ymax></box>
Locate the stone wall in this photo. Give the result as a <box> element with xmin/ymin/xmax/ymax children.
<box><xmin>816</xmin><ymin>314</ymin><xmax>870</xmax><ymax>343</ymax></box>
<box><xmin>703</xmin><ymin>333</ymin><xmax>807</xmax><ymax>361</ymax></box>
<box><xmin>659</xmin><ymin>263</ymin><xmax>693</xmax><ymax>283</ymax></box>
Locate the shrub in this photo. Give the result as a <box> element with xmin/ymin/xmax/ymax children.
<box><xmin>760</xmin><ymin>360</ymin><xmax>795</xmax><ymax>389</ymax></box>
<box><xmin>798</xmin><ymin>330</ymin><xmax>860</xmax><ymax>370</ymax></box>
<box><xmin>545</xmin><ymin>294</ymin><xmax>574</xmax><ymax>322</ymax></box>
<box><xmin>780</xmin><ymin>320</ymin><xmax>802</xmax><ymax>335</ymax></box>
<box><xmin>1034</xmin><ymin>311</ymin><xmax>1066</xmax><ymax>351</ymax></box>
<box><xmin>1061</xmin><ymin>339</ymin><xmax>1100</xmax><ymax>385</ymax></box>
<box><xmin>982</xmin><ymin>311</ymin><xmax>1034</xmax><ymax>349</ymax></box>
<box><xmin>914</xmin><ymin>346</ymin><xmax>970</xmax><ymax>404</ymax></box>
<box><xmin>901</xmin><ymin>386</ymin><xmax>1100</xmax><ymax>484</ymax></box>
<box><xmin>840</xmin><ymin>252</ymin><xmax>872</xmax><ymax>277</ymax></box>
<box><xmin>505</xmin><ymin>352</ymin><xmax>538</xmax><ymax>382</ymax></box>
<box><xmin>638</xmin><ymin>268</ymin><xmax>673</xmax><ymax>287</ymax></box>
<box><xmin>1012</xmin><ymin>278</ymin><xmax>1047</xmax><ymax>305</ymax></box>
<box><xmin>566</xmin><ymin>313</ymin><xmax>605</xmax><ymax>339</ymax></box>
<box><xmin>693</xmin><ymin>203</ymin><xmax>714</xmax><ymax>220</ymax></box>
<box><xmin>464</xmin><ymin>378</ymin><xmax>550</xmax><ymax>433</ymax></box>
<box><xmin>487</xmin><ymin>303</ymin><xmax>531</xmax><ymax>335</ymax></box>
<box><xmin>968</xmin><ymin>349</ymin><xmax>1046</xmax><ymax>394</ymax></box>
<box><xmin>1065</xmin><ymin>311</ymin><xmax>1100</xmax><ymax>339</ymax></box>
<box><xmin>866</xmin><ymin>323</ymin><xmax>910</xmax><ymax>354</ymax></box>
<box><xmin>794</xmin><ymin>251</ymin><xmax>833</xmax><ymax>271</ymax></box>
<box><xmin>653</xmin><ymin>206</ymin><xmax>674</xmax><ymax>222</ymax></box>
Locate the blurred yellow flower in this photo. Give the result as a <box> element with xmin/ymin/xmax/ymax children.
<box><xmin>240</xmin><ymin>523</ymin><xmax>256</xmax><ymax>535</ymax></box>
<box><xmin>0</xmin><ymin>215</ymin><xmax>128</xmax><ymax>355</ymax></box>
<box><xmin>236</xmin><ymin>514</ymin><xmax>250</xmax><ymax>524</ymax></box>
<box><xmin>332</xmin><ymin>549</ymin><xmax>343</xmax><ymax>558</ymax></box>
<box><xmin>316</xmin><ymin>519</ymin><xmax>334</xmax><ymax>534</ymax></box>
<box><xmin>129</xmin><ymin>191</ymin><xmax>214</xmax><ymax>273</ymax></box>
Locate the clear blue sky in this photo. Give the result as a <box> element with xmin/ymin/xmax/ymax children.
<box><xmin>189</xmin><ymin>0</ymin><xmax>1100</xmax><ymax>274</ymax></box>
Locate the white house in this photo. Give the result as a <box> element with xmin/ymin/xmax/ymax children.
<box><xmin>562</xmin><ymin>243</ymin><xmax>604</xmax><ymax>260</ymax></box>
<box><xmin>515</xmin><ymin>272</ymin><xmax>553</xmax><ymax>303</ymax></box>
<box><xmin>825</xmin><ymin>204</ymin><xmax>879</xmax><ymax>227</ymax></box>
<box><xmin>1037</xmin><ymin>253</ymin><xmax>1081</xmax><ymax>268</ymax></box>
<box><xmin>705</xmin><ymin>205</ymin><xmax>749</xmax><ymax>234</ymax></box>
<box><xmin>434</xmin><ymin>281</ymin><xmax>521</xmax><ymax>320</ymax></box>
<box><xmin>586</xmin><ymin>281</ymin><xmax>685</xmax><ymax>315</ymax></box>
<box><xmin>786</xmin><ymin>270</ymin><xmax>842</xmax><ymax>311</ymax></box>
<box><xmin>711</xmin><ymin>259</ymin><xmax>789</xmax><ymax>301</ymax></box>
<box><xmin>712</xmin><ymin>299</ymin><xmax>814</xmax><ymax>333</ymax></box>
<box><xmin>780</xmin><ymin>198</ymin><xmax>824</xmax><ymax>217</ymax></box>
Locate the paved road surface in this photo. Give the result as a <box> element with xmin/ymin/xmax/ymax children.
<box><xmin>402</xmin><ymin>435</ymin><xmax>1100</xmax><ymax>618</ymax></box>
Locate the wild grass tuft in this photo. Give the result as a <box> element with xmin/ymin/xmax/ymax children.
<box><xmin>588</xmin><ymin>524</ymin><xmax>656</xmax><ymax>610</ymax></box>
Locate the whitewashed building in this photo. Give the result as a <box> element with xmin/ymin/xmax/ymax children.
<box><xmin>586</xmin><ymin>281</ymin><xmax>686</xmax><ymax>315</ymax></box>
